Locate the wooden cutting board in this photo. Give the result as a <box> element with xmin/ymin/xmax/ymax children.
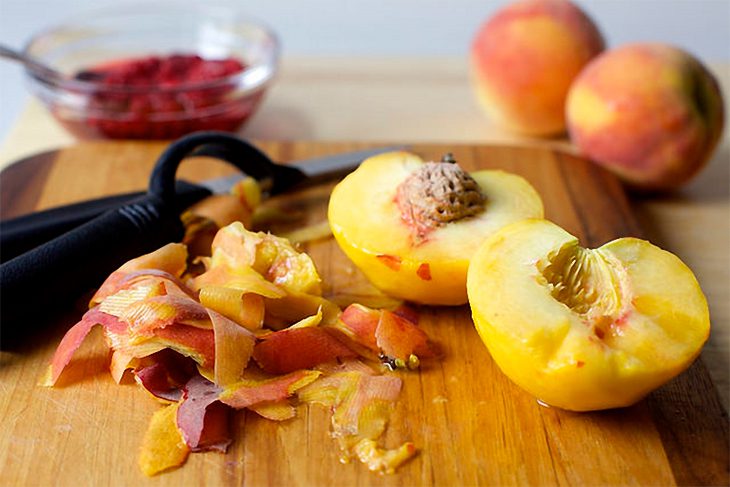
<box><xmin>0</xmin><ymin>141</ymin><xmax>727</xmax><ymax>486</ymax></box>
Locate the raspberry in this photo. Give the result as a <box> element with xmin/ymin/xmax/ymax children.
<box><xmin>71</xmin><ymin>53</ymin><xmax>253</xmax><ymax>139</ymax></box>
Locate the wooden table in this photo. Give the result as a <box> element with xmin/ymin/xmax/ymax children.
<box><xmin>1</xmin><ymin>55</ymin><xmax>728</xmax><ymax>418</ymax></box>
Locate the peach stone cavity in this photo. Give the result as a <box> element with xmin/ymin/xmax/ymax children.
<box><xmin>537</xmin><ymin>241</ymin><xmax>632</xmax><ymax>342</ymax></box>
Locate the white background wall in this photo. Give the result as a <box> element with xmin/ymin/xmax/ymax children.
<box><xmin>1</xmin><ymin>0</ymin><xmax>729</xmax><ymax>141</ymax></box>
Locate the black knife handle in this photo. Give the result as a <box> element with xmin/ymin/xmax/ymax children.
<box><xmin>0</xmin><ymin>180</ymin><xmax>210</xmax><ymax>263</ymax></box>
<box><xmin>0</xmin><ymin>194</ymin><xmax>184</xmax><ymax>331</ymax></box>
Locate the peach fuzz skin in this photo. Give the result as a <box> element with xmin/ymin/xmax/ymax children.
<box><xmin>566</xmin><ymin>43</ymin><xmax>725</xmax><ymax>191</ymax></box>
<box><xmin>470</xmin><ymin>0</ymin><xmax>604</xmax><ymax>136</ymax></box>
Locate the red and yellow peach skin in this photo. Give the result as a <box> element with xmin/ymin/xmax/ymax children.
<box><xmin>566</xmin><ymin>43</ymin><xmax>725</xmax><ymax>190</ymax></box>
<box><xmin>470</xmin><ymin>0</ymin><xmax>605</xmax><ymax>136</ymax></box>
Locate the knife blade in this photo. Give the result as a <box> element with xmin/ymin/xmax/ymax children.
<box><xmin>197</xmin><ymin>144</ymin><xmax>408</xmax><ymax>195</ymax></box>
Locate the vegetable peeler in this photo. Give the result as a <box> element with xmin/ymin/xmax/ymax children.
<box><xmin>0</xmin><ymin>131</ymin><xmax>401</xmax><ymax>334</ymax></box>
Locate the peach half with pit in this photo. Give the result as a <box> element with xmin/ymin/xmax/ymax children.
<box><xmin>466</xmin><ymin>219</ymin><xmax>710</xmax><ymax>411</ymax></box>
<box><xmin>327</xmin><ymin>151</ymin><xmax>543</xmax><ymax>305</ymax></box>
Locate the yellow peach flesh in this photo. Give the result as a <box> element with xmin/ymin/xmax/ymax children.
<box><xmin>467</xmin><ymin>219</ymin><xmax>709</xmax><ymax>411</ymax></box>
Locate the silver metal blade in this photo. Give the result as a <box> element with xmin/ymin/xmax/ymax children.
<box><xmin>288</xmin><ymin>145</ymin><xmax>408</xmax><ymax>179</ymax></box>
<box><xmin>199</xmin><ymin>173</ymin><xmax>245</xmax><ymax>194</ymax></box>
<box><xmin>198</xmin><ymin>145</ymin><xmax>408</xmax><ymax>194</ymax></box>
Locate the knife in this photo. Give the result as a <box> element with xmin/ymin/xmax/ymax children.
<box><xmin>0</xmin><ymin>132</ymin><xmax>403</xmax><ymax>337</ymax></box>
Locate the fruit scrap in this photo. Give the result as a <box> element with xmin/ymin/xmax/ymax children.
<box><xmin>120</xmin><ymin>294</ymin><xmax>210</xmax><ymax>335</ymax></box>
<box><xmin>207</xmin><ymin>221</ymin><xmax>322</xmax><ymax>295</ymax></box>
<box><xmin>152</xmin><ymin>325</ymin><xmax>216</xmax><ymax>369</ymax></box>
<box><xmin>219</xmin><ymin>369</ymin><xmax>322</xmax><ymax>409</ymax></box>
<box><xmin>354</xmin><ymin>439</ymin><xmax>417</xmax><ymax>475</ymax></box>
<box><xmin>209</xmin><ymin>310</ymin><xmax>255</xmax><ymax>387</ymax></box>
<box><xmin>199</xmin><ymin>287</ymin><xmax>265</xmax><ymax>331</ymax></box>
<box><xmin>336</xmin><ymin>303</ymin><xmax>436</xmax><ymax>370</ymax></box>
<box><xmin>252</xmin><ymin>327</ymin><xmax>357</xmax><ymax>374</ymax></box>
<box><xmin>299</xmin><ymin>362</ymin><xmax>417</xmax><ymax>473</ymax></box>
<box><xmin>138</xmin><ymin>403</ymin><xmax>190</xmax><ymax>476</ymax></box>
<box><xmin>134</xmin><ymin>350</ymin><xmax>198</xmax><ymax>401</ymax></box>
<box><xmin>176</xmin><ymin>375</ymin><xmax>230</xmax><ymax>452</ymax></box>
<box><xmin>91</xmin><ymin>243</ymin><xmax>189</xmax><ymax>304</ymax></box>
<box><xmin>42</xmin><ymin>308</ymin><xmax>127</xmax><ymax>386</ymax></box>
<box><xmin>44</xmin><ymin>221</ymin><xmax>435</xmax><ymax>476</ymax></box>
<box><xmin>183</xmin><ymin>176</ymin><xmax>262</xmax><ymax>257</ymax></box>
<box><xmin>375</xmin><ymin>310</ymin><xmax>433</xmax><ymax>369</ymax></box>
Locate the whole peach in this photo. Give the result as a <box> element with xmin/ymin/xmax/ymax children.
<box><xmin>566</xmin><ymin>43</ymin><xmax>725</xmax><ymax>191</ymax></box>
<box><xmin>470</xmin><ymin>0</ymin><xmax>605</xmax><ymax>136</ymax></box>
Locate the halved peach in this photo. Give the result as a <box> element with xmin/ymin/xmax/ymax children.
<box><xmin>328</xmin><ymin>151</ymin><xmax>543</xmax><ymax>305</ymax></box>
<box><xmin>466</xmin><ymin>219</ymin><xmax>710</xmax><ymax>411</ymax></box>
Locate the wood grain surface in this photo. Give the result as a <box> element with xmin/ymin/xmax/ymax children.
<box><xmin>0</xmin><ymin>141</ymin><xmax>727</xmax><ymax>486</ymax></box>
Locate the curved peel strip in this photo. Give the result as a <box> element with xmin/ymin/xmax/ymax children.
<box><xmin>122</xmin><ymin>295</ymin><xmax>211</xmax><ymax>335</ymax></box>
<box><xmin>153</xmin><ymin>325</ymin><xmax>216</xmax><ymax>369</ymax></box>
<box><xmin>177</xmin><ymin>375</ymin><xmax>230</xmax><ymax>452</ymax></box>
<box><xmin>43</xmin><ymin>308</ymin><xmax>127</xmax><ymax>387</ymax></box>
<box><xmin>139</xmin><ymin>402</ymin><xmax>190</xmax><ymax>476</ymax></box>
<box><xmin>211</xmin><ymin>222</ymin><xmax>322</xmax><ymax>295</ymax></box>
<box><xmin>99</xmin><ymin>281</ymin><xmax>167</xmax><ymax>317</ymax></box>
<box><xmin>220</xmin><ymin>369</ymin><xmax>321</xmax><ymax>409</ymax></box>
<box><xmin>199</xmin><ymin>287</ymin><xmax>265</xmax><ymax>331</ymax></box>
<box><xmin>264</xmin><ymin>293</ymin><xmax>341</xmax><ymax>329</ymax></box>
<box><xmin>104</xmin><ymin>328</ymin><xmax>166</xmax><ymax>361</ymax></box>
<box><xmin>248</xmin><ymin>400</ymin><xmax>296</xmax><ymax>421</ymax></box>
<box><xmin>194</xmin><ymin>265</ymin><xmax>286</xmax><ymax>298</ymax></box>
<box><xmin>336</xmin><ymin>374</ymin><xmax>402</xmax><ymax>436</ymax></box>
<box><xmin>337</xmin><ymin>305</ymin><xmax>432</xmax><ymax>366</ymax></box>
<box><xmin>93</xmin><ymin>243</ymin><xmax>188</xmax><ymax>304</ymax></box>
<box><xmin>134</xmin><ymin>350</ymin><xmax>198</xmax><ymax>402</ymax></box>
<box><xmin>124</xmin><ymin>270</ymin><xmax>197</xmax><ymax>298</ymax></box>
<box><xmin>298</xmin><ymin>370</ymin><xmax>361</xmax><ymax>407</ymax></box>
<box><xmin>110</xmin><ymin>350</ymin><xmax>138</xmax><ymax>384</ymax></box>
<box><xmin>391</xmin><ymin>304</ymin><xmax>419</xmax><ymax>325</ymax></box>
<box><xmin>375</xmin><ymin>310</ymin><xmax>434</xmax><ymax>363</ymax></box>
<box><xmin>288</xmin><ymin>307</ymin><xmax>323</xmax><ymax>329</ymax></box>
<box><xmin>337</xmin><ymin>304</ymin><xmax>381</xmax><ymax>352</ymax></box>
<box><xmin>299</xmin><ymin>367</ymin><xmax>411</xmax><ymax>473</ymax></box>
<box><xmin>208</xmin><ymin>310</ymin><xmax>255</xmax><ymax>387</ymax></box>
<box><xmin>316</xmin><ymin>359</ymin><xmax>378</xmax><ymax>376</ymax></box>
<box><xmin>252</xmin><ymin>327</ymin><xmax>356</xmax><ymax>375</ymax></box>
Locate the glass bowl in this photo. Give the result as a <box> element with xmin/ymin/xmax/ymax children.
<box><xmin>23</xmin><ymin>3</ymin><xmax>280</xmax><ymax>140</ymax></box>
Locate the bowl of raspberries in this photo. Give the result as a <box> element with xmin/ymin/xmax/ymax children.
<box><xmin>23</xmin><ymin>3</ymin><xmax>279</xmax><ymax>139</ymax></box>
